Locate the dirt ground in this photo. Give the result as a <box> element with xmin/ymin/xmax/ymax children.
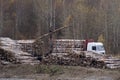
<box><xmin>0</xmin><ymin>64</ymin><xmax>119</xmax><ymax>80</ymax></box>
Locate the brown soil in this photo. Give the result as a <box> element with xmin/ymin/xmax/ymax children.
<box><xmin>0</xmin><ymin>64</ymin><xmax>119</xmax><ymax>80</ymax></box>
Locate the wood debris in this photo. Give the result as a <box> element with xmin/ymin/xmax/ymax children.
<box><xmin>42</xmin><ymin>50</ymin><xmax>120</xmax><ymax>69</ymax></box>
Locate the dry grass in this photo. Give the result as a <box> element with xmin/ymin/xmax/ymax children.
<box><xmin>36</xmin><ymin>64</ymin><xmax>64</xmax><ymax>76</ymax></box>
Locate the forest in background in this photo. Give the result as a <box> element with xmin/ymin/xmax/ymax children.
<box><xmin>0</xmin><ymin>0</ymin><xmax>120</xmax><ymax>54</ymax></box>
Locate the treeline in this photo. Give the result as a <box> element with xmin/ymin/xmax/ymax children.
<box><xmin>0</xmin><ymin>0</ymin><xmax>120</xmax><ymax>54</ymax></box>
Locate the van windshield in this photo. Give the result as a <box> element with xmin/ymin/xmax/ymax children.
<box><xmin>96</xmin><ymin>45</ymin><xmax>105</xmax><ymax>51</ymax></box>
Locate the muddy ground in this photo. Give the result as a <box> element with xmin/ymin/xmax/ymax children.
<box><xmin>0</xmin><ymin>64</ymin><xmax>119</xmax><ymax>80</ymax></box>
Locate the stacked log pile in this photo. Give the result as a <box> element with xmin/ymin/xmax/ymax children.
<box><xmin>17</xmin><ymin>40</ymin><xmax>35</xmax><ymax>54</ymax></box>
<box><xmin>0</xmin><ymin>37</ymin><xmax>40</xmax><ymax>65</ymax></box>
<box><xmin>100</xmin><ymin>56</ymin><xmax>120</xmax><ymax>69</ymax></box>
<box><xmin>53</xmin><ymin>39</ymin><xmax>84</xmax><ymax>53</ymax></box>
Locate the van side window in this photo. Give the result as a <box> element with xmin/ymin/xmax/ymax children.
<box><xmin>92</xmin><ymin>46</ymin><xmax>96</xmax><ymax>50</ymax></box>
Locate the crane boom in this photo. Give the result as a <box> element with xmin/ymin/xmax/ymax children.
<box><xmin>36</xmin><ymin>26</ymin><xmax>70</xmax><ymax>40</ymax></box>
